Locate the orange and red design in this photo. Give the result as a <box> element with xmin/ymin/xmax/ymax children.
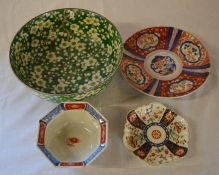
<box><xmin>120</xmin><ymin>27</ymin><xmax>210</xmax><ymax>98</ymax></box>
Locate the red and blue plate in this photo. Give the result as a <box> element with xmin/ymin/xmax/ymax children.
<box><xmin>120</xmin><ymin>26</ymin><xmax>210</xmax><ymax>98</ymax></box>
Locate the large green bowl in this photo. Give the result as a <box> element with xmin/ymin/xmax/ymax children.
<box><xmin>10</xmin><ymin>8</ymin><xmax>123</xmax><ymax>102</ymax></box>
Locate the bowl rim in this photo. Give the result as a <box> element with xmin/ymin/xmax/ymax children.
<box><xmin>9</xmin><ymin>8</ymin><xmax>124</xmax><ymax>96</ymax></box>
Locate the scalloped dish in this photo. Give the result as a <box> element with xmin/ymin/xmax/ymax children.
<box><xmin>123</xmin><ymin>102</ymin><xmax>189</xmax><ymax>166</ymax></box>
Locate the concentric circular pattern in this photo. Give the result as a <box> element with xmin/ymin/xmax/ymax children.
<box><xmin>151</xmin><ymin>130</ymin><xmax>162</xmax><ymax>139</ymax></box>
<box><xmin>120</xmin><ymin>27</ymin><xmax>210</xmax><ymax>98</ymax></box>
<box><xmin>123</xmin><ymin>102</ymin><xmax>189</xmax><ymax>166</ymax></box>
<box><xmin>144</xmin><ymin>123</ymin><xmax>169</xmax><ymax>146</ymax></box>
<box><xmin>10</xmin><ymin>8</ymin><xmax>123</xmax><ymax>102</ymax></box>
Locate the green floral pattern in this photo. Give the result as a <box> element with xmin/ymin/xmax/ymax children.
<box><xmin>145</xmin><ymin>146</ymin><xmax>176</xmax><ymax>165</ymax></box>
<box><xmin>167</xmin><ymin>116</ymin><xmax>189</xmax><ymax>147</ymax></box>
<box><xmin>10</xmin><ymin>8</ymin><xmax>123</xmax><ymax>102</ymax></box>
<box><xmin>34</xmin><ymin>78</ymin><xmax>110</xmax><ymax>103</ymax></box>
<box><xmin>123</xmin><ymin>122</ymin><xmax>145</xmax><ymax>151</ymax></box>
<box><xmin>135</xmin><ymin>102</ymin><xmax>166</xmax><ymax>125</ymax></box>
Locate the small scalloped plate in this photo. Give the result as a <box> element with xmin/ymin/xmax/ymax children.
<box><xmin>120</xmin><ymin>26</ymin><xmax>210</xmax><ymax>98</ymax></box>
<box><xmin>123</xmin><ymin>102</ymin><xmax>189</xmax><ymax>166</ymax></box>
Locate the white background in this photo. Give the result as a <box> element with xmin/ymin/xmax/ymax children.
<box><xmin>0</xmin><ymin>0</ymin><xmax>219</xmax><ymax>174</ymax></box>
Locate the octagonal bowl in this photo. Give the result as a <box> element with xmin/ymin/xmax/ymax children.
<box><xmin>37</xmin><ymin>102</ymin><xmax>107</xmax><ymax>166</ymax></box>
<box><xmin>123</xmin><ymin>102</ymin><xmax>189</xmax><ymax>166</ymax></box>
<box><xmin>10</xmin><ymin>8</ymin><xmax>123</xmax><ymax>102</ymax></box>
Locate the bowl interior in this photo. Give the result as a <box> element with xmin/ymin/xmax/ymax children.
<box><xmin>10</xmin><ymin>8</ymin><xmax>123</xmax><ymax>95</ymax></box>
<box><xmin>45</xmin><ymin>110</ymin><xmax>100</xmax><ymax>162</ymax></box>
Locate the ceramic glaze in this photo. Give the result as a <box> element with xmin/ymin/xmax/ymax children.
<box><xmin>10</xmin><ymin>8</ymin><xmax>123</xmax><ymax>102</ymax></box>
<box><xmin>123</xmin><ymin>102</ymin><xmax>189</xmax><ymax>166</ymax></box>
<box><xmin>37</xmin><ymin>102</ymin><xmax>107</xmax><ymax>166</ymax></box>
<box><xmin>120</xmin><ymin>27</ymin><xmax>210</xmax><ymax>98</ymax></box>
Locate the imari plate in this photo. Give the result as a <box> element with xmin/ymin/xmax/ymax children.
<box><xmin>10</xmin><ymin>8</ymin><xmax>123</xmax><ymax>102</ymax></box>
<box><xmin>123</xmin><ymin>102</ymin><xmax>189</xmax><ymax>166</ymax></box>
<box><xmin>120</xmin><ymin>27</ymin><xmax>210</xmax><ymax>98</ymax></box>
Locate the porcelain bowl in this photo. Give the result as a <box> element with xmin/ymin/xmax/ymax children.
<box><xmin>37</xmin><ymin>102</ymin><xmax>107</xmax><ymax>166</ymax></box>
<box><xmin>10</xmin><ymin>8</ymin><xmax>123</xmax><ymax>102</ymax></box>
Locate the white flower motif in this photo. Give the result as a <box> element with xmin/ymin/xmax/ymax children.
<box><xmin>53</xmin><ymin>78</ymin><xmax>69</xmax><ymax>93</ymax></box>
<box><xmin>30</xmin><ymin>26</ymin><xmax>38</xmax><ymax>35</ymax></box>
<box><xmin>31</xmin><ymin>39</ymin><xmax>39</xmax><ymax>47</ymax></box>
<box><xmin>92</xmin><ymin>71</ymin><xmax>102</xmax><ymax>81</ymax></box>
<box><xmin>36</xmin><ymin>78</ymin><xmax>46</xmax><ymax>88</ymax></box>
<box><xmin>88</xmin><ymin>80</ymin><xmax>98</xmax><ymax>87</ymax></box>
<box><xmin>87</xmin><ymin>57</ymin><xmax>97</xmax><ymax>65</ymax></box>
<box><xmin>79</xmin><ymin>84</ymin><xmax>91</xmax><ymax>93</ymax></box>
<box><xmin>32</xmin><ymin>72</ymin><xmax>42</xmax><ymax>79</ymax></box>
<box><xmin>76</xmin><ymin>30</ymin><xmax>84</xmax><ymax>36</ymax></box>
<box><xmin>57</xmin><ymin>78</ymin><xmax>69</xmax><ymax>86</ymax></box>
<box><xmin>20</xmin><ymin>31</ymin><xmax>28</xmax><ymax>39</ymax></box>
<box><xmin>34</xmin><ymin>65</ymin><xmax>43</xmax><ymax>75</ymax></box>
<box><xmin>15</xmin><ymin>42</ymin><xmax>22</xmax><ymax>51</ymax></box>
<box><xmin>44</xmin><ymin>20</ymin><xmax>53</xmax><ymax>28</ymax></box>
<box><xmin>70</xmin><ymin>24</ymin><xmax>79</xmax><ymax>32</ymax></box>
<box><xmin>88</xmin><ymin>28</ymin><xmax>98</xmax><ymax>35</ymax></box>
<box><xmin>92</xmin><ymin>18</ymin><xmax>100</xmax><ymax>26</ymax></box>
<box><xmin>83</xmin><ymin>17</ymin><xmax>93</xmax><ymax>25</ymax></box>
<box><xmin>83</xmin><ymin>17</ymin><xmax>100</xmax><ymax>26</ymax></box>
<box><xmin>106</xmin><ymin>64</ymin><xmax>113</xmax><ymax>73</ymax></box>
<box><xmin>58</xmin><ymin>14</ymin><xmax>63</xmax><ymax>19</ymax></box>
<box><xmin>114</xmin><ymin>40</ymin><xmax>122</xmax><ymax>55</ymax></box>
<box><xmin>81</xmin><ymin>57</ymin><xmax>97</xmax><ymax>70</ymax></box>
<box><xmin>59</xmin><ymin>39</ymin><xmax>70</xmax><ymax>49</ymax></box>
<box><xmin>15</xmin><ymin>42</ymin><xmax>22</xmax><ymax>56</ymax></box>
<box><xmin>91</xmin><ymin>33</ymin><xmax>101</xmax><ymax>43</ymax></box>
<box><xmin>68</xmin><ymin>10</ymin><xmax>75</xmax><ymax>19</ymax></box>
<box><xmin>107</xmin><ymin>45</ymin><xmax>113</xmax><ymax>55</ymax></box>
<box><xmin>36</xmin><ymin>21</ymin><xmax>44</xmax><ymax>30</ymax></box>
<box><xmin>21</xmin><ymin>52</ymin><xmax>32</xmax><ymax>64</ymax></box>
<box><xmin>19</xmin><ymin>67</ymin><xmax>26</xmax><ymax>77</ymax></box>
<box><xmin>71</xmin><ymin>79</ymin><xmax>76</xmax><ymax>83</ymax></box>
<box><xmin>70</xmin><ymin>38</ymin><xmax>80</xmax><ymax>47</ymax></box>
<box><xmin>108</xmin><ymin>24</ymin><xmax>112</xmax><ymax>30</ymax></box>
<box><xmin>75</xmin><ymin>42</ymin><xmax>86</xmax><ymax>51</ymax></box>
<box><xmin>58</xmin><ymin>32</ymin><xmax>65</xmax><ymax>36</ymax></box>
<box><xmin>48</xmin><ymin>31</ymin><xmax>57</xmax><ymax>41</ymax></box>
<box><xmin>44</xmin><ymin>12</ymin><xmax>50</xmax><ymax>17</ymax></box>
<box><xmin>53</xmin><ymin>84</ymin><xmax>65</xmax><ymax>93</ymax></box>
<box><xmin>46</xmin><ymin>52</ymin><xmax>57</xmax><ymax>63</ymax></box>
<box><xmin>108</xmin><ymin>24</ymin><xmax>114</xmax><ymax>37</ymax></box>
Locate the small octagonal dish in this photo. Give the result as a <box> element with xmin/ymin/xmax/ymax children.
<box><xmin>123</xmin><ymin>102</ymin><xmax>189</xmax><ymax>166</ymax></box>
<box><xmin>10</xmin><ymin>8</ymin><xmax>123</xmax><ymax>102</ymax></box>
<box><xmin>120</xmin><ymin>26</ymin><xmax>210</xmax><ymax>98</ymax></box>
<box><xmin>37</xmin><ymin>102</ymin><xmax>107</xmax><ymax>166</ymax></box>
